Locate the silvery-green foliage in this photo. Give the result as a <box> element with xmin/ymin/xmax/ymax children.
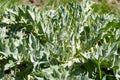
<box><xmin>0</xmin><ymin>0</ymin><xmax>120</xmax><ymax>80</ymax></box>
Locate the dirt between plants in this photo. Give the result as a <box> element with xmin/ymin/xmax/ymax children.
<box><xmin>22</xmin><ymin>0</ymin><xmax>42</xmax><ymax>7</ymax></box>
<box><xmin>22</xmin><ymin>0</ymin><xmax>120</xmax><ymax>9</ymax></box>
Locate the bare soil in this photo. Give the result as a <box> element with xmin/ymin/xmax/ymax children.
<box><xmin>22</xmin><ymin>0</ymin><xmax>120</xmax><ymax>9</ymax></box>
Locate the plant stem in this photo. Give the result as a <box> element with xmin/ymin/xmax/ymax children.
<box><xmin>98</xmin><ymin>61</ymin><xmax>102</xmax><ymax>80</ymax></box>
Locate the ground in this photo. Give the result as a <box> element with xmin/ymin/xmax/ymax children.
<box><xmin>22</xmin><ymin>0</ymin><xmax>120</xmax><ymax>9</ymax></box>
